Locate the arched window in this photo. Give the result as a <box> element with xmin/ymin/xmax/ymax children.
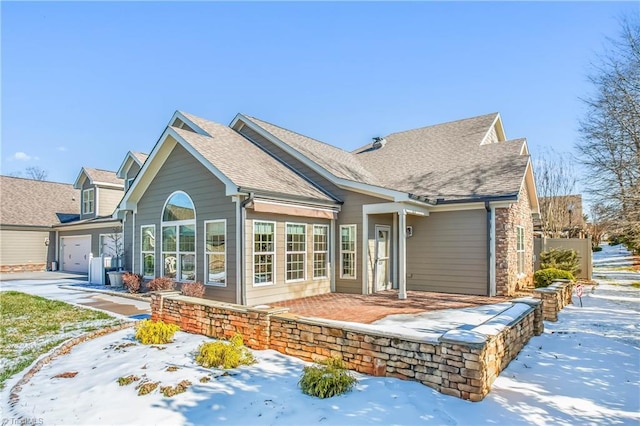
<box><xmin>161</xmin><ymin>191</ymin><xmax>196</xmax><ymax>281</ymax></box>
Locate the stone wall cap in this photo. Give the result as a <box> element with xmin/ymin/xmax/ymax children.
<box><xmin>511</xmin><ymin>297</ymin><xmax>541</xmax><ymax>306</ymax></box>
<box><xmin>472</xmin><ymin>303</ymin><xmax>533</xmax><ymax>337</ymax></box>
<box><xmin>533</xmin><ymin>287</ymin><xmax>556</xmax><ymax>293</ymax></box>
<box><xmin>439</xmin><ymin>329</ymin><xmax>487</xmax><ymax>347</ymax></box>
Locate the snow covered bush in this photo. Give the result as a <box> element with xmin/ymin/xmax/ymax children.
<box><xmin>181</xmin><ymin>281</ymin><xmax>205</xmax><ymax>298</ymax></box>
<box><xmin>135</xmin><ymin>320</ymin><xmax>180</xmax><ymax>345</ymax></box>
<box><xmin>534</xmin><ymin>268</ymin><xmax>575</xmax><ymax>288</ymax></box>
<box><xmin>299</xmin><ymin>357</ymin><xmax>356</xmax><ymax>398</ymax></box>
<box><xmin>195</xmin><ymin>333</ymin><xmax>254</xmax><ymax>369</ymax></box>
<box><xmin>147</xmin><ymin>277</ymin><xmax>176</xmax><ymax>292</ymax></box>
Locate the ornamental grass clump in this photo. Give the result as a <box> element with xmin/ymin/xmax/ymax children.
<box><xmin>195</xmin><ymin>333</ymin><xmax>254</xmax><ymax>369</ymax></box>
<box><xmin>135</xmin><ymin>319</ymin><xmax>180</xmax><ymax>345</ymax></box>
<box><xmin>299</xmin><ymin>357</ymin><xmax>356</xmax><ymax>399</ymax></box>
<box><xmin>534</xmin><ymin>268</ymin><xmax>575</xmax><ymax>288</ymax></box>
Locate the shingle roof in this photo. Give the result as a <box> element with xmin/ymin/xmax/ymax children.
<box><xmin>83</xmin><ymin>167</ymin><xmax>124</xmax><ymax>187</ymax></box>
<box><xmin>242</xmin><ymin>116</ymin><xmax>381</xmax><ymax>186</ymax></box>
<box><xmin>131</xmin><ymin>152</ymin><xmax>149</xmax><ymax>165</ymax></box>
<box><xmin>180</xmin><ymin>111</ymin><xmax>530</xmax><ymax>203</ymax></box>
<box><xmin>171</xmin><ymin>115</ymin><xmax>335</xmax><ymax>202</ymax></box>
<box><xmin>0</xmin><ymin>176</ymin><xmax>80</xmax><ymax>227</ymax></box>
<box><xmin>353</xmin><ymin>113</ymin><xmax>529</xmax><ymax>201</ymax></box>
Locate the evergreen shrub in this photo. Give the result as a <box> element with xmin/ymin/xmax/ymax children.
<box><xmin>539</xmin><ymin>248</ymin><xmax>581</xmax><ymax>275</ymax></box>
<box><xmin>534</xmin><ymin>268</ymin><xmax>575</xmax><ymax>288</ymax></box>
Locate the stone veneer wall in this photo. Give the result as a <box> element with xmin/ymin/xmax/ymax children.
<box><xmin>495</xmin><ymin>184</ymin><xmax>535</xmax><ymax>296</ymax></box>
<box><xmin>0</xmin><ymin>263</ymin><xmax>47</xmax><ymax>273</ymax></box>
<box><xmin>533</xmin><ymin>280</ymin><xmax>575</xmax><ymax>321</ymax></box>
<box><xmin>151</xmin><ymin>292</ymin><xmax>544</xmax><ymax>401</ymax></box>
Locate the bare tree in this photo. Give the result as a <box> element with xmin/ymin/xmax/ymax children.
<box><xmin>576</xmin><ymin>16</ymin><xmax>640</xmax><ymax>252</ymax></box>
<box><xmin>533</xmin><ymin>148</ymin><xmax>578</xmax><ymax>237</ymax></box>
<box><xmin>25</xmin><ymin>166</ymin><xmax>48</xmax><ymax>181</ymax></box>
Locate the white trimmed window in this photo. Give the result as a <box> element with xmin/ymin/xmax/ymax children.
<box><xmin>141</xmin><ymin>225</ymin><xmax>155</xmax><ymax>278</ymax></box>
<box><xmin>161</xmin><ymin>192</ymin><xmax>196</xmax><ymax>281</ymax></box>
<box><xmin>340</xmin><ymin>224</ymin><xmax>356</xmax><ymax>279</ymax></box>
<box><xmin>254</xmin><ymin>221</ymin><xmax>275</xmax><ymax>285</ymax></box>
<box><xmin>82</xmin><ymin>188</ymin><xmax>94</xmax><ymax>214</ymax></box>
<box><xmin>286</xmin><ymin>223</ymin><xmax>306</xmax><ymax>282</ymax></box>
<box><xmin>516</xmin><ymin>226</ymin><xmax>525</xmax><ymax>275</ymax></box>
<box><xmin>313</xmin><ymin>225</ymin><xmax>328</xmax><ymax>279</ymax></box>
<box><xmin>205</xmin><ymin>220</ymin><xmax>226</xmax><ymax>286</ymax></box>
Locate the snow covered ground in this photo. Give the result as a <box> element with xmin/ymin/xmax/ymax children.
<box><xmin>1</xmin><ymin>244</ymin><xmax>638</xmax><ymax>425</ymax></box>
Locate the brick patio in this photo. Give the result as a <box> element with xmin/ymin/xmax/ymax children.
<box><xmin>270</xmin><ymin>291</ymin><xmax>511</xmax><ymax>323</ymax></box>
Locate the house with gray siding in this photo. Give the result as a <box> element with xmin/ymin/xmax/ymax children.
<box><xmin>0</xmin><ymin>166</ymin><xmax>131</xmax><ymax>274</ymax></box>
<box><xmin>118</xmin><ymin>110</ymin><xmax>539</xmax><ymax>305</ymax></box>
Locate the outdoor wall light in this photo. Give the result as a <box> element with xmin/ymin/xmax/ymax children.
<box><xmin>44</xmin><ymin>237</ymin><xmax>50</xmax><ymax>246</ymax></box>
<box><xmin>406</xmin><ymin>226</ymin><xmax>413</xmax><ymax>238</ymax></box>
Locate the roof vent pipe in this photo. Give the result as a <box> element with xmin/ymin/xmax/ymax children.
<box><xmin>372</xmin><ymin>137</ymin><xmax>387</xmax><ymax>150</ymax></box>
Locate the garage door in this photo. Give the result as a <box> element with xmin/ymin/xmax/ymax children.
<box><xmin>61</xmin><ymin>236</ymin><xmax>91</xmax><ymax>273</ymax></box>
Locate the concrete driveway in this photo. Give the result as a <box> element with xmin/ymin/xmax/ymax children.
<box><xmin>0</xmin><ymin>273</ymin><xmax>150</xmax><ymax>319</ymax></box>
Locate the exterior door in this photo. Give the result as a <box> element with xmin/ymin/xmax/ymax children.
<box><xmin>375</xmin><ymin>225</ymin><xmax>390</xmax><ymax>291</ymax></box>
<box><xmin>61</xmin><ymin>236</ymin><xmax>91</xmax><ymax>273</ymax></box>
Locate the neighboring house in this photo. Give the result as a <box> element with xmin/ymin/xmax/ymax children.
<box><xmin>0</xmin><ymin>176</ymin><xmax>79</xmax><ymax>272</ymax></box>
<box><xmin>52</xmin><ymin>167</ymin><xmax>125</xmax><ymax>273</ymax></box>
<box><xmin>117</xmin><ymin>110</ymin><xmax>539</xmax><ymax>305</ymax></box>
<box><xmin>0</xmin><ymin>166</ymin><xmax>129</xmax><ymax>274</ymax></box>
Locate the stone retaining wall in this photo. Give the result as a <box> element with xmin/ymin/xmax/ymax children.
<box><xmin>151</xmin><ymin>292</ymin><xmax>543</xmax><ymax>401</ymax></box>
<box><xmin>0</xmin><ymin>263</ymin><xmax>47</xmax><ymax>273</ymax></box>
<box><xmin>532</xmin><ymin>279</ymin><xmax>575</xmax><ymax>321</ymax></box>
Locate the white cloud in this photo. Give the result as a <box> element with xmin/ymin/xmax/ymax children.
<box><xmin>13</xmin><ymin>152</ymin><xmax>31</xmax><ymax>161</ymax></box>
<box><xmin>57</xmin><ymin>146</ymin><xmax>67</xmax><ymax>152</ymax></box>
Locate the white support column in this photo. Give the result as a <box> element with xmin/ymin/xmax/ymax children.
<box><xmin>330</xmin><ymin>218</ymin><xmax>336</xmax><ymax>293</ymax></box>
<box><xmin>362</xmin><ymin>212</ymin><xmax>369</xmax><ymax>295</ymax></box>
<box><xmin>392</xmin><ymin>213</ymin><xmax>398</xmax><ymax>290</ymax></box>
<box><xmin>398</xmin><ymin>210</ymin><xmax>407</xmax><ymax>300</ymax></box>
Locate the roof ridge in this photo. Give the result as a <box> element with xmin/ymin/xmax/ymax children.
<box><xmin>384</xmin><ymin>112</ymin><xmax>499</xmax><ymax>139</ymax></box>
<box><xmin>83</xmin><ymin>166</ymin><xmax>118</xmax><ymax>174</ymax></box>
<box><xmin>1</xmin><ymin>175</ymin><xmax>75</xmax><ymax>186</ymax></box>
<box><xmin>245</xmin><ymin>115</ymin><xmax>353</xmax><ymax>154</ymax></box>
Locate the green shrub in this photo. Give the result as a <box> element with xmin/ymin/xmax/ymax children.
<box><xmin>195</xmin><ymin>333</ymin><xmax>255</xmax><ymax>369</ymax></box>
<box><xmin>592</xmin><ymin>246</ymin><xmax>603</xmax><ymax>252</ymax></box>
<box><xmin>299</xmin><ymin>357</ymin><xmax>356</xmax><ymax>399</ymax></box>
<box><xmin>534</xmin><ymin>268</ymin><xmax>575</xmax><ymax>288</ymax></box>
<box><xmin>135</xmin><ymin>320</ymin><xmax>180</xmax><ymax>345</ymax></box>
<box><xmin>539</xmin><ymin>248</ymin><xmax>581</xmax><ymax>275</ymax></box>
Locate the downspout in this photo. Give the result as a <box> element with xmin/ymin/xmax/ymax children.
<box><xmin>485</xmin><ymin>201</ymin><xmax>492</xmax><ymax>296</ymax></box>
<box><xmin>238</xmin><ymin>193</ymin><xmax>254</xmax><ymax>306</ymax></box>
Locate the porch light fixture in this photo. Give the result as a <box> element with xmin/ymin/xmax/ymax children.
<box><xmin>406</xmin><ymin>226</ymin><xmax>413</xmax><ymax>238</ymax></box>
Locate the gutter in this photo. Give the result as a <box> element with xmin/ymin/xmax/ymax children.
<box><xmin>432</xmin><ymin>192</ymin><xmax>519</xmax><ymax>205</ymax></box>
<box><xmin>237</xmin><ymin>187</ymin><xmax>343</xmax><ymax>207</ymax></box>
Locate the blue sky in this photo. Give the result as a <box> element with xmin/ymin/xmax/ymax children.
<box><xmin>1</xmin><ymin>2</ymin><xmax>636</xmax><ymax>188</ymax></box>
